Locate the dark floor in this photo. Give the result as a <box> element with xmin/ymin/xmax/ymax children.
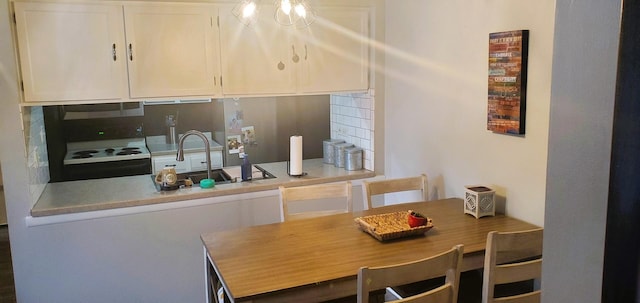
<box><xmin>0</xmin><ymin>225</ymin><xmax>16</xmax><ymax>303</ymax></box>
<box><xmin>390</xmin><ymin>270</ymin><xmax>483</xmax><ymax>303</ymax></box>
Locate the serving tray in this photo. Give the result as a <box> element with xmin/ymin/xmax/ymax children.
<box><xmin>354</xmin><ymin>210</ymin><xmax>434</xmax><ymax>241</ymax></box>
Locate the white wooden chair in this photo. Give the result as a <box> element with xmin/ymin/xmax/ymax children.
<box><xmin>362</xmin><ymin>174</ymin><xmax>428</xmax><ymax>209</ymax></box>
<box><xmin>357</xmin><ymin>244</ymin><xmax>464</xmax><ymax>303</ymax></box>
<box><xmin>482</xmin><ymin>228</ymin><xmax>544</xmax><ymax>303</ymax></box>
<box><xmin>278</xmin><ymin>181</ymin><xmax>352</xmax><ymax>222</ymax></box>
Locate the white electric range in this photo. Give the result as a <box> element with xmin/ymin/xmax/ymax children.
<box><xmin>63</xmin><ymin>138</ymin><xmax>151</xmax><ymax>165</ymax></box>
<box><xmin>62</xmin><ymin>138</ymin><xmax>152</xmax><ymax>181</ymax></box>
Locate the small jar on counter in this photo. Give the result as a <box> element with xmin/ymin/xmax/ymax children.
<box><xmin>323</xmin><ymin>139</ymin><xmax>345</xmax><ymax>164</ymax></box>
<box><xmin>334</xmin><ymin>143</ymin><xmax>354</xmax><ymax>168</ymax></box>
<box><xmin>344</xmin><ymin>147</ymin><xmax>363</xmax><ymax>171</ymax></box>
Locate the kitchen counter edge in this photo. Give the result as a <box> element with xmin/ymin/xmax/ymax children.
<box><xmin>29</xmin><ymin>159</ymin><xmax>377</xmax><ymax>220</ymax></box>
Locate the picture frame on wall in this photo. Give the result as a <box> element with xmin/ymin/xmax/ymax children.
<box><xmin>487</xmin><ymin>29</ymin><xmax>529</xmax><ymax>135</ymax></box>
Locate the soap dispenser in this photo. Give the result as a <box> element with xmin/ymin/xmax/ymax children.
<box><xmin>241</xmin><ymin>154</ymin><xmax>252</xmax><ymax>181</ymax></box>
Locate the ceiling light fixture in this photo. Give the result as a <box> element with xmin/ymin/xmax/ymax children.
<box><xmin>233</xmin><ymin>0</ymin><xmax>315</xmax><ymax>28</ymax></box>
<box><xmin>275</xmin><ymin>0</ymin><xmax>315</xmax><ymax>28</ymax></box>
<box><xmin>232</xmin><ymin>0</ymin><xmax>260</xmax><ymax>26</ymax></box>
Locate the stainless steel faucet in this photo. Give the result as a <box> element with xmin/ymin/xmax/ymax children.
<box><xmin>176</xmin><ymin>130</ymin><xmax>212</xmax><ymax>180</ymax></box>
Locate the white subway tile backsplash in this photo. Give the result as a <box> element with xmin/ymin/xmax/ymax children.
<box><xmin>360</xmin><ymin>139</ymin><xmax>371</xmax><ymax>150</ymax></box>
<box><xmin>345</xmin><ymin>117</ymin><xmax>353</xmax><ymax>127</ymax></box>
<box><xmin>330</xmin><ymin>92</ymin><xmax>375</xmax><ymax>171</ymax></box>
<box><xmin>348</xmin><ymin>107</ymin><xmax>357</xmax><ymax>117</ymax></box>
<box><xmin>370</xmin><ymin>133</ymin><xmax>375</xmax><ymax>146</ymax></box>
<box><xmin>352</xmin><ymin>137</ymin><xmax>362</xmax><ymax>148</ymax></box>
<box><xmin>357</xmin><ymin>108</ymin><xmax>368</xmax><ymax>119</ymax></box>
<box><xmin>360</xmin><ymin>98</ymin><xmax>371</xmax><ymax>110</ymax></box>
<box><xmin>360</xmin><ymin>119</ymin><xmax>371</xmax><ymax>130</ymax></box>
<box><xmin>347</xmin><ymin>126</ymin><xmax>356</xmax><ymax>137</ymax></box>
<box><xmin>336</xmin><ymin>96</ymin><xmax>349</xmax><ymax>107</ymax></box>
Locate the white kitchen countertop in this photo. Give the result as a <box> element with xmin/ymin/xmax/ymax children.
<box><xmin>29</xmin><ymin>159</ymin><xmax>377</xmax><ymax>221</ymax></box>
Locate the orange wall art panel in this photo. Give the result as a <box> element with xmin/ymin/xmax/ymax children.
<box><xmin>487</xmin><ymin>30</ymin><xmax>529</xmax><ymax>135</ymax></box>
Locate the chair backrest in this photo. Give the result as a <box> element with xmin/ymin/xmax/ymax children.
<box><xmin>279</xmin><ymin>181</ymin><xmax>352</xmax><ymax>222</ymax></box>
<box><xmin>482</xmin><ymin>228</ymin><xmax>544</xmax><ymax>303</ymax></box>
<box><xmin>357</xmin><ymin>244</ymin><xmax>464</xmax><ymax>303</ymax></box>
<box><xmin>362</xmin><ymin>174</ymin><xmax>428</xmax><ymax>209</ymax></box>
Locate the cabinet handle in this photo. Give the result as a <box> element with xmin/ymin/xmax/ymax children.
<box><xmin>112</xmin><ymin>44</ymin><xmax>117</xmax><ymax>61</ymax></box>
<box><xmin>128</xmin><ymin>43</ymin><xmax>133</xmax><ymax>61</ymax></box>
<box><xmin>214</xmin><ymin>76</ymin><xmax>217</xmax><ymax>86</ymax></box>
<box><xmin>304</xmin><ymin>44</ymin><xmax>308</xmax><ymax>60</ymax></box>
<box><xmin>292</xmin><ymin>45</ymin><xmax>300</xmax><ymax>63</ymax></box>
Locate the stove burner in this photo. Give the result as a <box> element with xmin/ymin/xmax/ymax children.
<box><xmin>116</xmin><ymin>150</ymin><xmax>142</xmax><ymax>156</ymax></box>
<box><xmin>105</xmin><ymin>148</ymin><xmax>115</xmax><ymax>153</ymax></box>
<box><xmin>71</xmin><ymin>150</ymin><xmax>99</xmax><ymax>159</ymax></box>
<box><xmin>72</xmin><ymin>154</ymin><xmax>93</xmax><ymax>159</ymax></box>
<box><xmin>73</xmin><ymin>150</ymin><xmax>99</xmax><ymax>155</ymax></box>
<box><xmin>117</xmin><ymin>147</ymin><xmax>141</xmax><ymax>156</ymax></box>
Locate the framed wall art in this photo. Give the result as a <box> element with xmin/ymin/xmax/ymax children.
<box><xmin>487</xmin><ymin>30</ymin><xmax>529</xmax><ymax>135</ymax></box>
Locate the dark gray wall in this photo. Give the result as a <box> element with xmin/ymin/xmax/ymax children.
<box><xmin>603</xmin><ymin>0</ymin><xmax>640</xmax><ymax>301</ymax></box>
<box><xmin>275</xmin><ymin>95</ymin><xmax>330</xmax><ymax>161</ymax></box>
<box><xmin>142</xmin><ymin>102</ymin><xmax>216</xmax><ymax>136</ymax></box>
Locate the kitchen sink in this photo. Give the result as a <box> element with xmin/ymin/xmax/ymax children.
<box><xmin>154</xmin><ymin>165</ymin><xmax>276</xmax><ymax>191</ymax></box>
<box><xmin>153</xmin><ymin>168</ymin><xmax>233</xmax><ymax>191</ymax></box>
<box><xmin>177</xmin><ymin>169</ymin><xmax>233</xmax><ymax>185</ymax></box>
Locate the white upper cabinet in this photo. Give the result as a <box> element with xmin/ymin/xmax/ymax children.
<box><xmin>14</xmin><ymin>2</ymin><xmax>222</xmax><ymax>104</ymax></box>
<box><xmin>14</xmin><ymin>2</ymin><xmax>128</xmax><ymax>103</ymax></box>
<box><xmin>218</xmin><ymin>4</ymin><xmax>297</xmax><ymax>95</ymax></box>
<box><xmin>219</xmin><ymin>4</ymin><xmax>370</xmax><ymax>96</ymax></box>
<box><xmin>297</xmin><ymin>7</ymin><xmax>370</xmax><ymax>94</ymax></box>
<box><xmin>124</xmin><ymin>3</ymin><xmax>222</xmax><ymax>99</ymax></box>
<box><xmin>14</xmin><ymin>1</ymin><xmax>370</xmax><ymax>103</ymax></box>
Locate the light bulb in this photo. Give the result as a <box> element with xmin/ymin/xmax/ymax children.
<box><xmin>280</xmin><ymin>0</ymin><xmax>292</xmax><ymax>15</ymax></box>
<box><xmin>294</xmin><ymin>3</ymin><xmax>306</xmax><ymax>18</ymax></box>
<box><xmin>242</xmin><ymin>2</ymin><xmax>257</xmax><ymax>18</ymax></box>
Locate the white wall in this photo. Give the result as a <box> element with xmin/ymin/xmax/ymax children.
<box><xmin>0</xmin><ymin>2</ymin><xmax>38</xmax><ymax>303</ymax></box>
<box><xmin>543</xmin><ymin>0</ymin><xmax>620</xmax><ymax>301</ymax></box>
<box><xmin>384</xmin><ymin>0</ymin><xmax>555</xmax><ymax>226</ymax></box>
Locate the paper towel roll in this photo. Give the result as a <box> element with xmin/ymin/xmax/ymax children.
<box><xmin>289</xmin><ymin>135</ymin><xmax>303</xmax><ymax>175</ymax></box>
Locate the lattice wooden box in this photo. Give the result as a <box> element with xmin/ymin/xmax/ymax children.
<box><xmin>354</xmin><ymin>211</ymin><xmax>434</xmax><ymax>241</ymax></box>
<box><xmin>464</xmin><ymin>185</ymin><xmax>496</xmax><ymax>218</ymax></box>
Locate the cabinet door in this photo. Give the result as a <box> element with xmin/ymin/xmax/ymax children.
<box><xmin>124</xmin><ymin>4</ymin><xmax>221</xmax><ymax>99</ymax></box>
<box><xmin>14</xmin><ymin>2</ymin><xmax>127</xmax><ymax>102</ymax></box>
<box><xmin>298</xmin><ymin>8</ymin><xmax>369</xmax><ymax>93</ymax></box>
<box><xmin>218</xmin><ymin>4</ymin><xmax>296</xmax><ymax>95</ymax></box>
<box><xmin>189</xmin><ymin>151</ymin><xmax>223</xmax><ymax>171</ymax></box>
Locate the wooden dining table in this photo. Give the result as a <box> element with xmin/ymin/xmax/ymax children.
<box><xmin>200</xmin><ymin>198</ymin><xmax>540</xmax><ymax>303</ymax></box>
